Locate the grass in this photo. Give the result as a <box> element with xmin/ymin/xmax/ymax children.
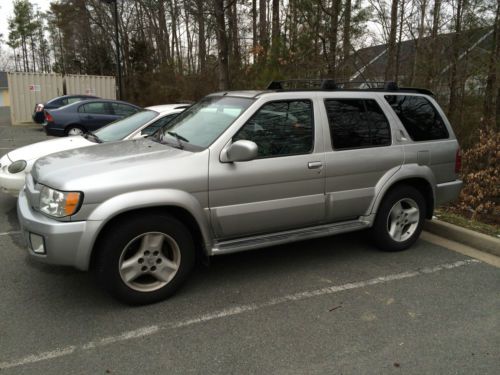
<box><xmin>434</xmin><ymin>208</ymin><xmax>500</xmax><ymax>238</ymax></box>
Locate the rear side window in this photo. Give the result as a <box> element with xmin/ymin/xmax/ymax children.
<box><xmin>324</xmin><ymin>99</ymin><xmax>391</xmax><ymax>150</ymax></box>
<box><xmin>79</xmin><ymin>102</ymin><xmax>108</xmax><ymax>114</ymax></box>
<box><xmin>384</xmin><ymin>95</ymin><xmax>449</xmax><ymax>141</ymax></box>
<box><xmin>112</xmin><ymin>103</ymin><xmax>138</xmax><ymax>116</ymax></box>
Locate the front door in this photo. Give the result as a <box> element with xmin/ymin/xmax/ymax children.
<box><xmin>209</xmin><ymin>99</ymin><xmax>326</xmax><ymax>239</ymax></box>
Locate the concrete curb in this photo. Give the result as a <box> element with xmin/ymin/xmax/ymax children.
<box><xmin>424</xmin><ymin>219</ymin><xmax>500</xmax><ymax>257</ymax></box>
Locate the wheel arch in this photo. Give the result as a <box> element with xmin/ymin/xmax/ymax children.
<box><xmin>89</xmin><ymin>205</ymin><xmax>208</xmax><ymax>271</ymax></box>
<box><xmin>370</xmin><ymin>166</ymin><xmax>436</xmax><ymax>220</ymax></box>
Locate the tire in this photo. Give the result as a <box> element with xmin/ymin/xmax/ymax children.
<box><xmin>95</xmin><ymin>213</ymin><xmax>196</xmax><ymax>305</ymax></box>
<box><xmin>371</xmin><ymin>185</ymin><xmax>426</xmax><ymax>252</ymax></box>
<box><xmin>65</xmin><ymin>125</ymin><xmax>85</xmax><ymax>136</ymax></box>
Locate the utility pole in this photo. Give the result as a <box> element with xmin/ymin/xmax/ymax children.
<box><xmin>103</xmin><ymin>0</ymin><xmax>123</xmax><ymax>99</ymax></box>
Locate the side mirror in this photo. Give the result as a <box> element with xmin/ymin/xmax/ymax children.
<box><xmin>222</xmin><ymin>140</ymin><xmax>258</xmax><ymax>162</ymax></box>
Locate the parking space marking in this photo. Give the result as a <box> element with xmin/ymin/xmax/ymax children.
<box><xmin>0</xmin><ymin>259</ymin><xmax>480</xmax><ymax>370</ymax></box>
<box><xmin>0</xmin><ymin>147</ymin><xmax>14</xmax><ymax>150</ymax></box>
<box><xmin>0</xmin><ymin>231</ymin><xmax>21</xmax><ymax>236</ymax></box>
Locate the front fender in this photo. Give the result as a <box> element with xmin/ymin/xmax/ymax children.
<box><xmin>82</xmin><ymin>189</ymin><xmax>213</xmax><ymax>261</ymax></box>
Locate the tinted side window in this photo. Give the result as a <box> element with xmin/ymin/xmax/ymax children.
<box><xmin>66</xmin><ymin>97</ymin><xmax>82</xmax><ymax>105</ymax></box>
<box><xmin>79</xmin><ymin>102</ymin><xmax>108</xmax><ymax>114</ymax></box>
<box><xmin>234</xmin><ymin>100</ymin><xmax>314</xmax><ymax>158</ymax></box>
<box><xmin>112</xmin><ymin>103</ymin><xmax>138</xmax><ymax>116</ymax></box>
<box><xmin>324</xmin><ymin>99</ymin><xmax>391</xmax><ymax>149</ymax></box>
<box><xmin>384</xmin><ymin>95</ymin><xmax>449</xmax><ymax>141</ymax></box>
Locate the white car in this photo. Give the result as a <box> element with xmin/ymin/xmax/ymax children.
<box><xmin>0</xmin><ymin>104</ymin><xmax>188</xmax><ymax>196</ymax></box>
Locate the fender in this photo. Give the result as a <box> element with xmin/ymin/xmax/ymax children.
<box><xmin>75</xmin><ymin>189</ymin><xmax>214</xmax><ymax>269</ymax></box>
<box><xmin>368</xmin><ymin>164</ymin><xmax>436</xmax><ymax>217</ymax></box>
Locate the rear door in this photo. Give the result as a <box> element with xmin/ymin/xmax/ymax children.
<box><xmin>321</xmin><ymin>95</ymin><xmax>404</xmax><ymax>222</ymax></box>
<box><xmin>78</xmin><ymin>101</ymin><xmax>117</xmax><ymax>130</ymax></box>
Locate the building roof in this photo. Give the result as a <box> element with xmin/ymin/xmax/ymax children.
<box><xmin>345</xmin><ymin>27</ymin><xmax>494</xmax><ymax>83</ymax></box>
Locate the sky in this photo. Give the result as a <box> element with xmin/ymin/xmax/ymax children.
<box><xmin>0</xmin><ymin>0</ymin><xmax>52</xmax><ymax>40</ymax></box>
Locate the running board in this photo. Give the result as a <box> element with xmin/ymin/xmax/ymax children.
<box><xmin>211</xmin><ymin>220</ymin><xmax>370</xmax><ymax>255</ymax></box>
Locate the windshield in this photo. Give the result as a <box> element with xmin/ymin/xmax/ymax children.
<box><xmin>95</xmin><ymin>110</ymin><xmax>159</xmax><ymax>141</ymax></box>
<box><xmin>158</xmin><ymin>96</ymin><xmax>254</xmax><ymax>148</ymax></box>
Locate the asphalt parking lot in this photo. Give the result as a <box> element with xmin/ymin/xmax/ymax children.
<box><xmin>0</xmin><ymin>122</ymin><xmax>499</xmax><ymax>374</ymax></box>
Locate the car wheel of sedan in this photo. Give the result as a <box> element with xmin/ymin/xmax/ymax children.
<box><xmin>96</xmin><ymin>213</ymin><xmax>196</xmax><ymax>305</ymax></box>
<box><xmin>371</xmin><ymin>185</ymin><xmax>426</xmax><ymax>252</ymax></box>
<box><xmin>66</xmin><ymin>125</ymin><xmax>85</xmax><ymax>136</ymax></box>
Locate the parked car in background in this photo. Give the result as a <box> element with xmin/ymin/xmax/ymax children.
<box><xmin>32</xmin><ymin>95</ymin><xmax>99</xmax><ymax>124</ymax></box>
<box><xmin>43</xmin><ymin>99</ymin><xmax>141</xmax><ymax>136</ymax></box>
<box><xmin>0</xmin><ymin>104</ymin><xmax>187</xmax><ymax>196</ymax></box>
<box><xmin>17</xmin><ymin>80</ymin><xmax>462</xmax><ymax>305</ymax></box>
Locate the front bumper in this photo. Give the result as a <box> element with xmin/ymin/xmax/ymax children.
<box><xmin>435</xmin><ymin>180</ymin><xmax>463</xmax><ymax>205</ymax></box>
<box><xmin>0</xmin><ymin>170</ymin><xmax>25</xmax><ymax>197</ymax></box>
<box><xmin>17</xmin><ymin>188</ymin><xmax>101</xmax><ymax>270</ymax></box>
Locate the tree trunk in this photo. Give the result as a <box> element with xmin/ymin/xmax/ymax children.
<box><xmin>214</xmin><ymin>0</ymin><xmax>229</xmax><ymax>90</ymax></box>
<box><xmin>271</xmin><ymin>0</ymin><xmax>280</xmax><ymax>61</ymax></box>
<box><xmin>385</xmin><ymin>0</ymin><xmax>399</xmax><ymax>81</ymax></box>
<box><xmin>483</xmin><ymin>1</ymin><xmax>499</xmax><ymax>128</ymax></box>
<box><xmin>448</xmin><ymin>0</ymin><xmax>466</xmax><ymax>125</ymax></box>
<box><xmin>328</xmin><ymin>0</ymin><xmax>341</xmax><ymax>79</ymax></box>
<box><xmin>395</xmin><ymin>0</ymin><xmax>405</xmax><ymax>82</ymax></box>
<box><xmin>427</xmin><ymin>0</ymin><xmax>441</xmax><ymax>89</ymax></box>
<box><xmin>411</xmin><ymin>0</ymin><xmax>427</xmax><ymax>86</ymax></box>
<box><xmin>259</xmin><ymin>0</ymin><xmax>268</xmax><ymax>62</ymax></box>
<box><xmin>342</xmin><ymin>0</ymin><xmax>352</xmax><ymax>79</ymax></box>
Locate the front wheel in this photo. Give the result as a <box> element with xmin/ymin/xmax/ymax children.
<box><xmin>371</xmin><ymin>185</ymin><xmax>426</xmax><ymax>252</ymax></box>
<box><xmin>96</xmin><ymin>214</ymin><xmax>196</xmax><ymax>305</ymax></box>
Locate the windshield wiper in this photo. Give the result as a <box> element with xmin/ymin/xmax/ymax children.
<box><xmin>84</xmin><ymin>132</ymin><xmax>102</xmax><ymax>143</ymax></box>
<box><xmin>167</xmin><ymin>131</ymin><xmax>189</xmax><ymax>149</ymax></box>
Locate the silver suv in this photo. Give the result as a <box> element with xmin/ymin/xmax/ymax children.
<box><xmin>17</xmin><ymin>81</ymin><xmax>463</xmax><ymax>304</ymax></box>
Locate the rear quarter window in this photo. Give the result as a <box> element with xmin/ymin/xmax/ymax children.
<box><xmin>384</xmin><ymin>95</ymin><xmax>449</xmax><ymax>141</ymax></box>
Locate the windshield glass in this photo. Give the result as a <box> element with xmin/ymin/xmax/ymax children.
<box><xmin>95</xmin><ymin>110</ymin><xmax>158</xmax><ymax>141</ymax></box>
<box><xmin>158</xmin><ymin>96</ymin><xmax>254</xmax><ymax>148</ymax></box>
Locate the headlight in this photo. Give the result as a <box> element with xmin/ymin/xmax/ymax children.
<box><xmin>39</xmin><ymin>186</ymin><xmax>82</xmax><ymax>217</ymax></box>
<box><xmin>8</xmin><ymin>160</ymin><xmax>27</xmax><ymax>174</ymax></box>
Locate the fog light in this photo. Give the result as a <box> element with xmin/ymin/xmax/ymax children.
<box><xmin>29</xmin><ymin>233</ymin><xmax>45</xmax><ymax>254</ymax></box>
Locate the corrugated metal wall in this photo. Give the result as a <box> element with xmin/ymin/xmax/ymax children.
<box><xmin>8</xmin><ymin>73</ymin><xmax>116</xmax><ymax>124</ymax></box>
<box><xmin>8</xmin><ymin>72</ymin><xmax>63</xmax><ymax>124</ymax></box>
<box><xmin>65</xmin><ymin>74</ymin><xmax>116</xmax><ymax>99</ymax></box>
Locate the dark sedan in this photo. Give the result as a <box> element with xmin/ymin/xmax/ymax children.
<box><xmin>33</xmin><ymin>95</ymin><xmax>99</xmax><ymax>124</ymax></box>
<box><xmin>43</xmin><ymin>99</ymin><xmax>141</xmax><ymax>136</ymax></box>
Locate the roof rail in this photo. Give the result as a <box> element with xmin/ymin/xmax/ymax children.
<box><xmin>266</xmin><ymin>79</ymin><xmax>338</xmax><ymax>90</ymax></box>
<box><xmin>265</xmin><ymin>79</ymin><xmax>433</xmax><ymax>96</ymax></box>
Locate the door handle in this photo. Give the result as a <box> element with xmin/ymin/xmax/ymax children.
<box><xmin>308</xmin><ymin>161</ymin><xmax>323</xmax><ymax>169</ymax></box>
<box><xmin>86</xmin><ymin>115</ymin><xmax>93</xmax><ymax>119</ymax></box>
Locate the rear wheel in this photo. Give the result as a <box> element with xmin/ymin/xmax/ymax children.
<box><xmin>65</xmin><ymin>125</ymin><xmax>85</xmax><ymax>136</ymax></box>
<box><xmin>96</xmin><ymin>214</ymin><xmax>196</xmax><ymax>305</ymax></box>
<box><xmin>371</xmin><ymin>185</ymin><xmax>426</xmax><ymax>252</ymax></box>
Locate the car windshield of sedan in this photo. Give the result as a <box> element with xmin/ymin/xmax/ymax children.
<box><xmin>157</xmin><ymin>96</ymin><xmax>254</xmax><ymax>148</ymax></box>
<box><xmin>94</xmin><ymin>110</ymin><xmax>159</xmax><ymax>142</ymax></box>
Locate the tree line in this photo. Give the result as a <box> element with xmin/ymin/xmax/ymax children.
<box><xmin>3</xmin><ymin>0</ymin><xmax>500</xmax><ymax>137</ymax></box>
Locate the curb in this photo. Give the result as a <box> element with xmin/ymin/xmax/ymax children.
<box><xmin>424</xmin><ymin>219</ymin><xmax>500</xmax><ymax>257</ymax></box>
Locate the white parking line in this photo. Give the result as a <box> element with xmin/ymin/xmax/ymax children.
<box><xmin>0</xmin><ymin>259</ymin><xmax>480</xmax><ymax>370</ymax></box>
<box><xmin>0</xmin><ymin>147</ymin><xmax>14</xmax><ymax>150</ymax></box>
<box><xmin>0</xmin><ymin>231</ymin><xmax>21</xmax><ymax>236</ymax></box>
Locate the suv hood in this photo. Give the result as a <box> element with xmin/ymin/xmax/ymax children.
<box><xmin>32</xmin><ymin>139</ymin><xmax>207</xmax><ymax>200</ymax></box>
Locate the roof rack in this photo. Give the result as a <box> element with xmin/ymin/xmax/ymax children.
<box><xmin>265</xmin><ymin>79</ymin><xmax>434</xmax><ymax>96</ymax></box>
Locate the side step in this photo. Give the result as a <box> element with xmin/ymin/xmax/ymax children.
<box><xmin>211</xmin><ymin>219</ymin><xmax>370</xmax><ymax>255</ymax></box>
